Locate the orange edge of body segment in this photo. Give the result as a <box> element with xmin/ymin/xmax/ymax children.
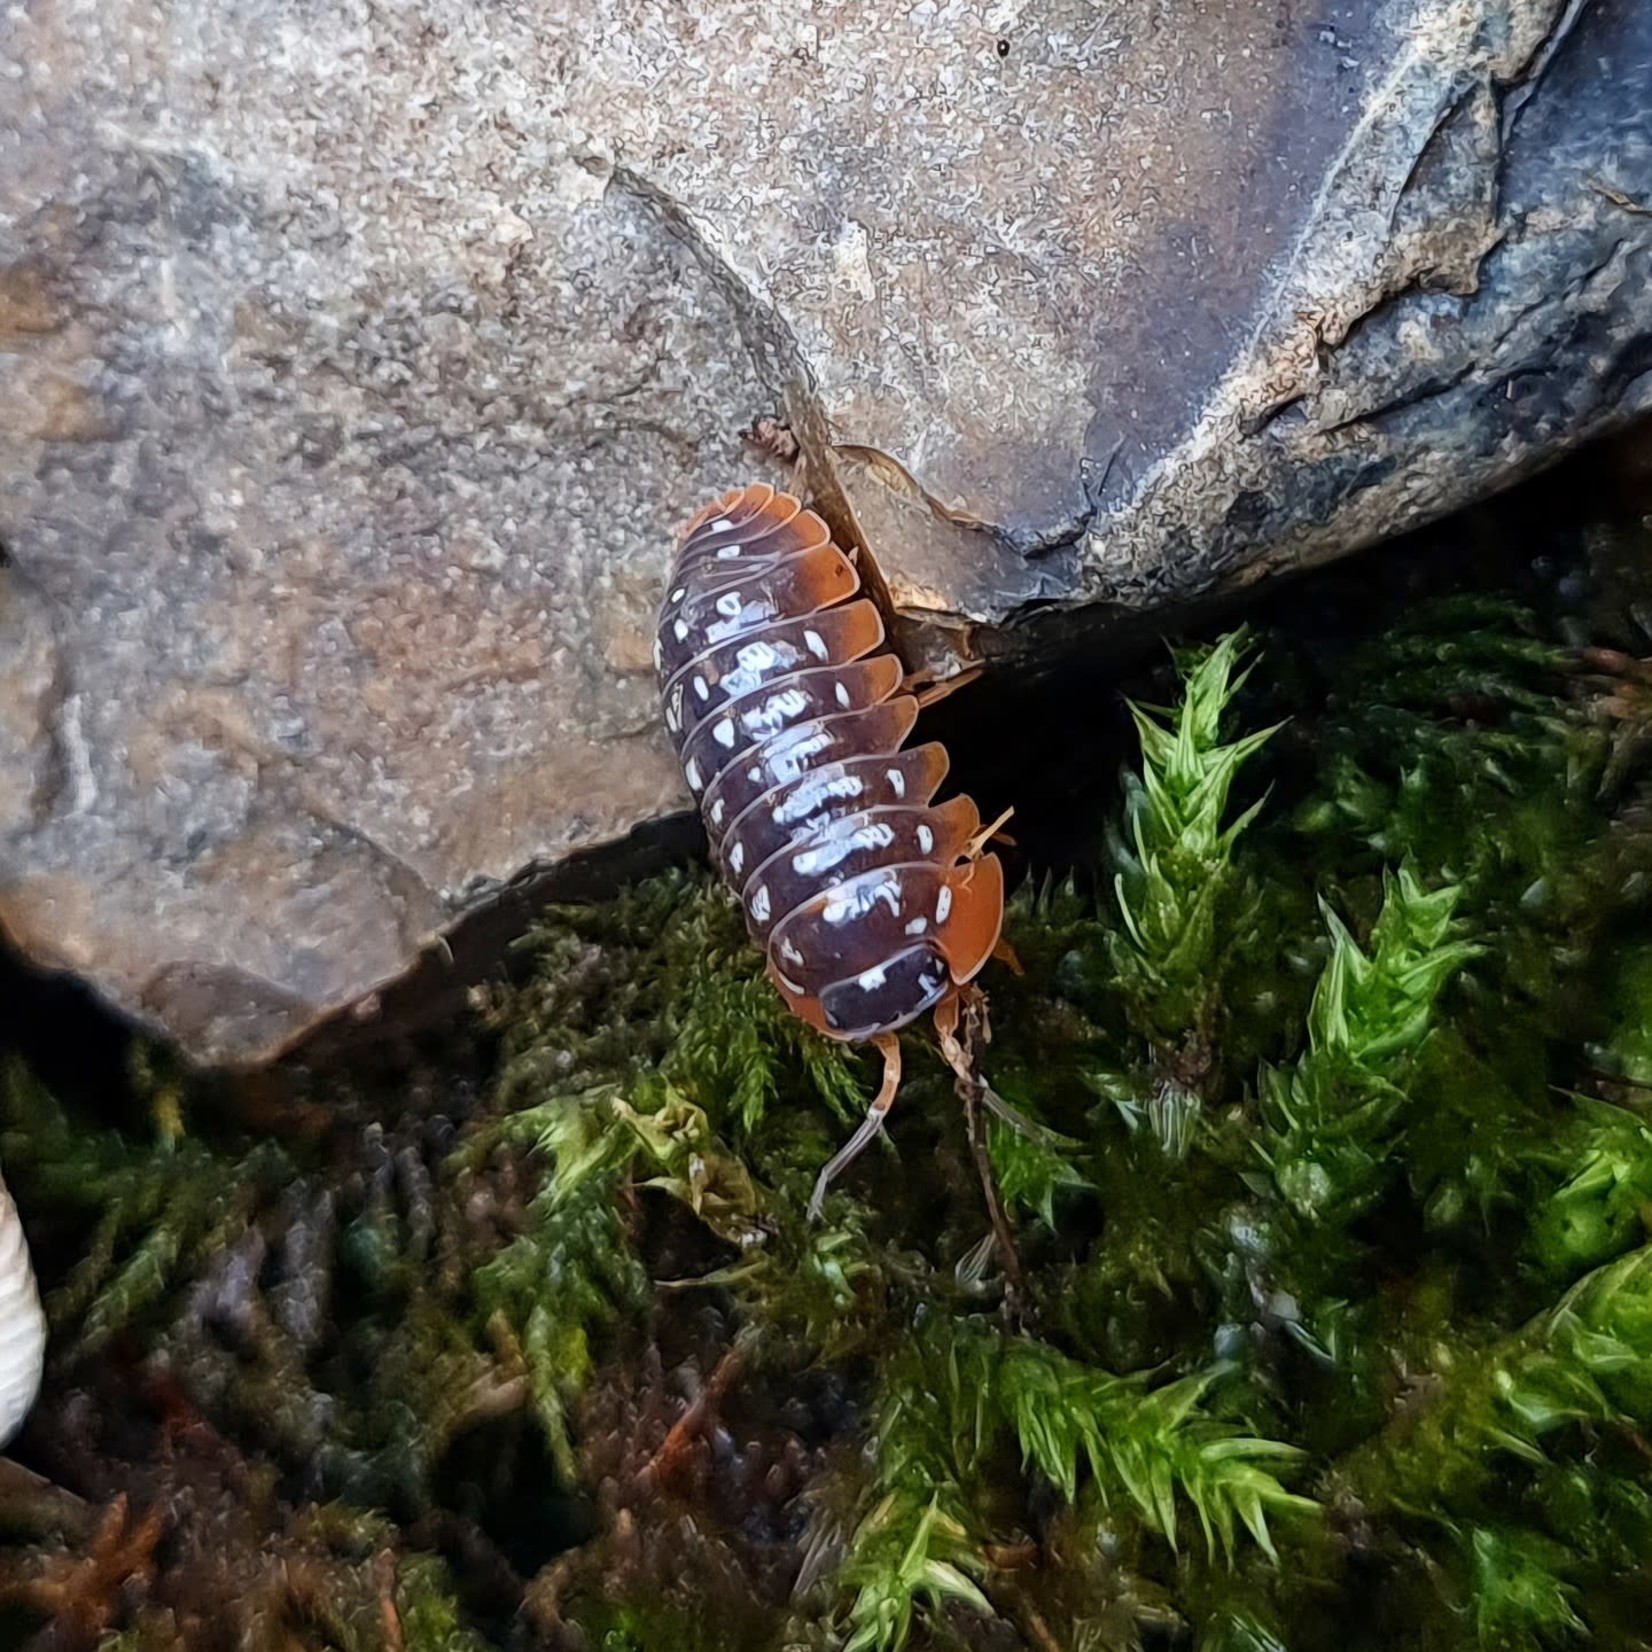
<box><xmin>935</xmin><ymin>854</ymin><xmax>1005</xmax><ymax>985</ymax></box>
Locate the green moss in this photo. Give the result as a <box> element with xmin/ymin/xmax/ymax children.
<box><xmin>0</xmin><ymin>1057</ymin><xmax>295</xmax><ymax>1356</ymax></box>
<box><xmin>3</xmin><ymin>536</ymin><xmax>1650</xmax><ymax>1651</ymax></box>
<box><xmin>820</xmin><ymin>1316</ymin><xmax>1311</xmax><ymax>1651</ymax></box>
<box><xmin>396</xmin><ymin>1553</ymin><xmax>497</xmax><ymax>1652</ymax></box>
<box><xmin>1106</xmin><ymin>630</ymin><xmax>1281</xmax><ymax>1056</ymax></box>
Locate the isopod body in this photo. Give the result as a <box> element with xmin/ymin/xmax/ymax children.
<box><xmin>656</xmin><ymin>483</ymin><xmax>1005</xmax><ymax>1209</ymax></box>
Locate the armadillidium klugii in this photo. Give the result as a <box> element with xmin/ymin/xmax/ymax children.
<box><xmin>656</xmin><ymin>484</ymin><xmax>1006</xmax><ymax>1211</ymax></box>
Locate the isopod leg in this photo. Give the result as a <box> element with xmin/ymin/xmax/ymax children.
<box><xmin>807</xmin><ymin>1033</ymin><xmax>902</xmax><ymax>1220</ymax></box>
<box><xmin>936</xmin><ymin>987</ymin><xmax>1028</xmax><ymax>1299</ymax></box>
<box><xmin>934</xmin><ymin>986</ymin><xmax>967</xmax><ymax>1075</ymax></box>
<box><xmin>902</xmin><ymin>663</ymin><xmax>983</xmax><ymax>708</ymax></box>
<box><xmin>964</xmin><ymin>807</ymin><xmax>1017</xmax><ymax>857</ymax></box>
<box><xmin>938</xmin><ymin>986</ymin><xmax>1064</xmax><ymax>1148</ymax></box>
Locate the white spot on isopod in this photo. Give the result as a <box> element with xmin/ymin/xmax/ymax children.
<box><xmin>917</xmin><ymin>824</ymin><xmax>934</xmax><ymax>853</ymax></box>
<box><xmin>765</xmin><ymin>688</ymin><xmax>808</xmax><ymax>724</ymax></box>
<box><xmin>710</xmin><ymin>799</ymin><xmax>726</xmax><ymax>826</ymax></box>
<box><xmin>835</xmin><ymin>682</ymin><xmax>851</xmax><ymax>708</ymax></box>
<box><xmin>779</xmin><ymin>937</ymin><xmax>804</xmax><ymax>966</ymax></box>
<box><xmin>804</xmin><ymin>628</ymin><xmax>827</xmax><ymax>659</ymax></box>
<box><xmin>713</xmin><ymin>718</ymin><xmax>736</xmax><ymax>748</ymax></box>
<box><xmin>693</xmin><ymin>675</ymin><xmax>710</xmax><ymax>701</ymax></box>
<box><xmin>887</xmin><ymin>767</ymin><xmax>906</xmax><ymax>798</ymax></box>
<box><xmin>936</xmin><ymin>886</ymin><xmax>953</xmax><ymax>923</ymax></box>
<box><xmin>715</xmin><ymin>592</ymin><xmax>742</xmax><ymax>618</ymax></box>
<box><xmin>736</xmin><ymin>641</ymin><xmax>780</xmax><ymax>672</ymax></box>
<box><xmin>856</xmin><ymin>964</ymin><xmax>888</xmax><ymax>991</ymax></box>
<box><xmin>670</xmin><ymin>586</ymin><xmax>686</xmax><ymax>603</ymax></box>
<box><xmin>905</xmin><ymin>916</ymin><xmax>929</xmax><ymax>936</ymax></box>
<box><xmin>822</xmin><ymin>873</ymin><xmax>901</xmax><ymax>926</ymax></box>
<box><xmin>673</xmin><ymin>619</ymin><xmax>689</xmax><ymax>642</ymax></box>
<box><xmin>750</xmin><ymin>885</ymin><xmax>771</xmax><ymax>922</ymax></box>
<box><xmin>728</xmin><ymin>842</ymin><xmax>744</xmax><ymax>874</ymax></box>
<box><xmin>684</xmin><ymin>756</ymin><xmax>703</xmax><ymax>791</ymax></box>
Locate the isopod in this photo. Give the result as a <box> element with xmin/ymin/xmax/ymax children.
<box><xmin>656</xmin><ymin>483</ymin><xmax>1007</xmax><ymax>1212</ymax></box>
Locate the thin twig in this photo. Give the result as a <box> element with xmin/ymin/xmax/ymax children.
<box><xmin>1590</xmin><ymin>178</ymin><xmax>1652</xmax><ymax>216</ymax></box>
<box><xmin>938</xmin><ymin>991</ymin><xmax>1024</xmax><ymax>1301</ymax></box>
<box><xmin>636</xmin><ymin>1335</ymin><xmax>748</xmax><ymax>1493</ymax></box>
<box><xmin>961</xmin><ymin>1078</ymin><xmax>1026</xmax><ymax>1302</ymax></box>
<box><xmin>377</xmin><ymin>1549</ymin><xmax>406</xmax><ymax>1652</ymax></box>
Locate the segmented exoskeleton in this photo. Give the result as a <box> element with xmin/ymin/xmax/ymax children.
<box><xmin>656</xmin><ymin>484</ymin><xmax>1006</xmax><ymax>1211</ymax></box>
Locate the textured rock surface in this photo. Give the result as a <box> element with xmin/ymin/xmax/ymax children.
<box><xmin>0</xmin><ymin>0</ymin><xmax>1647</xmax><ymax>1064</ymax></box>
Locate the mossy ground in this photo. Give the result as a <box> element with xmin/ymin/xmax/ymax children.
<box><xmin>2</xmin><ymin>450</ymin><xmax>1651</xmax><ymax>1651</ymax></box>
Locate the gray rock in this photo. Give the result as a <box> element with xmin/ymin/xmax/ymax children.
<box><xmin>0</xmin><ymin>0</ymin><xmax>1646</xmax><ymax>1065</ymax></box>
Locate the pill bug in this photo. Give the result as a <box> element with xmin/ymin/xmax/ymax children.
<box><xmin>656</xmin><ymin>482</ymin><xmax>1007</xmax><ymax>1212</ymax></box>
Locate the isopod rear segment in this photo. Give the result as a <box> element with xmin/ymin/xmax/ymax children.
<box><xmin>656</xmin><ymin>483</ymin><xmax>1007</xmax><ymax>1213</ymax></box>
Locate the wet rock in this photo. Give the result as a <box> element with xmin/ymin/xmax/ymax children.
<box><xmin>0</xmin><ymin>0</ymin><xmax>1646</xmax><ymax>1063</ymax></box>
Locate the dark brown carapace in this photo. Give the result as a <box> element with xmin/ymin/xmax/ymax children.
<box><xmin>656</xmin><ymin>483</ymin><xmax>1005</xmax><ymax>1212</ymax></box>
